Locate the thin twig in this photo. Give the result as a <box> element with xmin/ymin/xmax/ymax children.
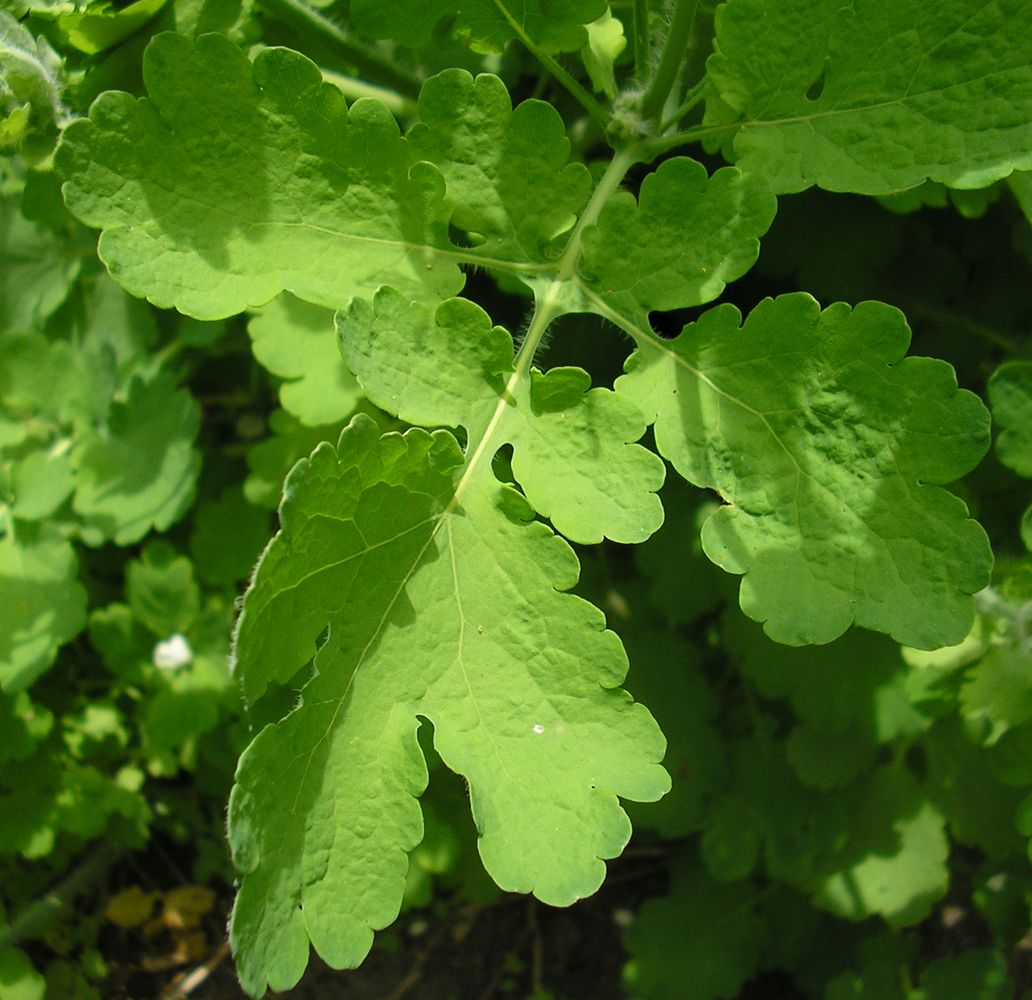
<box><xmin>160</xmin><ymin>939</ymin><xmax>231</xmax><ymax>999</ymax></box>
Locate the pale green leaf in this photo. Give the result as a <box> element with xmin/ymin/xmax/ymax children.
<box><xmin>960</xmin><ymin>646</ymin><xmax>1032</xmax><ymax>737</ymax></box>
<box><xmin>708</xmin><ymin>0</ymin><xmax>1032</xmax><ymax>194</ymax></box>
<box><xmin>73</xmin><ymin>373</ymin><xmax>200</xmax><ymax>545</ymax></box>
<box><xmin>408</xmin><ymin>69</ymin><xmax>591</xmax><ymax>263</ymax></box>
<box><xmin>581</xmin><ymin>11</ymin><xmax>625</xmax><ymax>99</ymax></box>
<box><xmin>988</xmin><ymin>361</ymin><xmax>1032</xmax><ymax>477</ymax></box>
<box><xmin>811</xmin><ymin>768</ymin><xmax>949</xmax><ymax>926</ymax></box>
<box><xmin>0</xmin><ymin>946</ymin><xmax>45</xmax><ymax>1000</ymax></box>
<box><xmin>247</xmin><ymin>295</ymin><xmax>361</xmax><ymax>427</ymax></box>
<box><xmin>339</xmin><ymin>289</ymin><xmax>664</xmax><ymax>544</ymax></box>
<box><xmin>58</xmin><ymin>0</ymin><xmax>167</xmax><ymax>54</ymax></box>
<box><xmin>0</xmin><ymin>199</ymin><xmax>80</xmax><ymax>330</ymax></box>
<box><xmin>579</xmin><ymin>158</ymin><xmax>776</xmax><ymax>318</ymax></box>
<box><xmin>348</xmin><ymin>0</ymin><xmax>605</xmax><ymax>53</ymax></box>
<box><xmin>229</xmin><ymin>415</ymin><xmax>668</xmax><ymax>995</ymax></box>
<box><xmin>126</xmin><ymin>541</ymin><xmax>200</xmax><ymax>637</ymax></box>
<box><xmin>0</xmin><ymin>528</ymin><xmax>87</xmax><ymax>692</ymax></box>
<box><xmin>9</xmin><ymin>449</ymin><xmax>74</xmax><ymax>521</ymax></box>
<box><xmin>616</xmin><ymin>294</ymin><xmax>991</xmax><ymax>647</ymax></box>
<box><xmin>57</xmin><ymin>33</ymin><xmax>463</xmax><ymax>319</ymax></box>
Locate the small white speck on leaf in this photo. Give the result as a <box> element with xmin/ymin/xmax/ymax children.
<box><xmin>532</xmin><ymin>723</ymin><xmax>545</xmax><ymax>735</ymax></box>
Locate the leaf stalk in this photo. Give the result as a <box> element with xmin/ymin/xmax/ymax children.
<box><xmin>640</xmin><ymin>0</ymin><xmax>699</xmax><ymax>122</ymax></box>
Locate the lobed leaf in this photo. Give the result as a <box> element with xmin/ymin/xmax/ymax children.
<box><xmin>579</xmin><ymin>157</ymin><xmax>776</xmax><ymax>319</ymax></box>
<box><xmin>0</xmin><ymin>529</ymin><xmax>87</xmax><ymax>693</ymax></box>
<box><xmin>73</xmin><ymin>373</ymin><xmax>200</xmax><ymax>545</ymax></box>
<box><xmin>57</xmin><ymin>33</ymin><xmax>462</xmax><ymax>319</ymax></box>
<box><xmin>708</xmin><ymin>0</ymin><xmax>1032</xmax><ymax>194</ymax></box>
<box><xmin>339</xmin><ymin>289</ymin><xmax>665</xmax><ymax>545</ymax></box>
<box><xmin>616</xmin><ymin>294</ymin><xmax>992</xmax><ymax>647</ymax></box>
<box><xmin>989</xmin><ymin>360</ymin><xmax>1032</xmax><ymax>478</ymax></box>
<box><xmin>408</xmin><ymin>69</ymin><xmax>591</xmax><ymax>264</ymax></box>
<box><xmin>229</xmin><ymin>415</ymin><xmax>668</xmax><ymax>995</ymax></box>
<box><xmin>247</xmin><ymin>295</ymin><xmax>361</xmax><ymax>427</ymax></box>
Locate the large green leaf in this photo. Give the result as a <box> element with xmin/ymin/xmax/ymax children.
<box><xmin>616</xmin><ymin>294</ymin><xmax>991</xmax><ymax>647</ymax></box>
<box><xmin>708</xmin><ymin>0</ymin><xmax>1032</xmax><ymax>194</ymax></box>
<box><xmin>229</xmin><ymin>415</ymin><xmax>668</xmax><ymax>995</ymax></box>
<box><xmin>57</xmin><ymin>33</ymin><xmax>463</xmax><ymax>319</ymax></box>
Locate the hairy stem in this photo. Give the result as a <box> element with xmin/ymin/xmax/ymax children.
<box><xmin>452</xmin><ymin>145</ymin><xmax>640</xmax><ymax>501</ymax></box>
<box><xmin>640</xmin><ymin>0</ymin><xmax>699</xmax><ymax>122</ymax></box>
<box><xmin>258</xmin><ymin>0</ymin><xmax>422</xmax><ymax>97</ymax></box>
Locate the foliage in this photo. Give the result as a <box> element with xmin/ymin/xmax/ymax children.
<box><xmin>3</xmin><ymin>0</ymin><xmax>1032</xmax><ymax>997</ymax></box>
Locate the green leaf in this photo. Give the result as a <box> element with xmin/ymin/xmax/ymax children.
<box><xmin>579</xmin><ymin>158</ymin><xmax>776</xmax><ymax>318</ymax></box>
<box><xmin>243</xmin><ymin>410</ymin><xmax>347</xmax><ymax>510</ymax></box>
<box><xmin>0</xmin><ymin>198</ymin><xmax>81</xmax><ymax>330</ymax></box>
<box><xmin>0</xmin><ymin>529</ymin><xmax>87</xmax><ymax>692</ymax></box>
<box><xmin>188</xmin><ymin>486</ymin><xmax>270</xmax><ymax>587</ymax></box>
<box><xmin>339</xmin><ymin>289</ymin><xmax>665</xmax><ymax>544</ymax></box>
<box><xmin>58</xmin><ymin>0</ymin><xmax>168</xmax><ymax>55</ymax></box>
<box><xmin>708</xmin><ymin>0</ymin><xmax>1032</xmax><ymax>194</ymax></box>
<box><xmin>348</xmin><ymin>0</ymin><xmax>606</xmax><ymax>53</ymax></box>
<box><xmin>57</xmin><ymin>33</ymin><xmax>463</xmax><ymax>319</ymax></box>
<box><xmin>8</xmin><ymin>449</ymin><xmax>74</xmax><ymax>521</ymax></box>
<box><xmin>126</xmin><ymin>541</ymin><xmax>200</xmax><ymax>637</ymax></box>
<box><xmin>989</xmin><ymin>361</ymin><xmax>1032</xmax><ymax>478</ymax></box>
<box><xmin>915</xmin><ymin>950</ymin><xmax>1012</xmax><ymax>1000</ymax></box>
<box><xmin>810</xmin><ymin>768</ymin><xmax>948</xmax><ymax>926</ymax></box>
<box><xmin>960</xmin><ymin>645</ymin><xmax>1032</xmax><ymax>739</ymax></box>
<box><xmin>581</xmin><ymin>11</ymin><xmax>625</xmax><ymax>99</ymax></box>
<box><xmin>622</xmin><ymin>856</ymin><xmax>766</xmax><ymax>1000</ymax></box>
<box><xmin>617</xmin><ymin>294</ymin><xmax>991</xmax><ymax>647</ymax></box>
<box><xmin>0</xmin><ymin>691</ymin><xmax>53</xmax><ymax>764</ymax></box>
<box><xmin>407</xmin><ymin>69</ymin><xmax>591</xmax><ymax>263</ymax></box>
<box><xmin>0</xmin><ymin>946</ymin><xmax>45</xmax><ymax>1000</ymax></box>
<box><xmin>229</xmin><ymin>415</ymin><xmax>668</xmax><ymax>994</ymax></box>
<box><xmin>73</xmin><ymin>373</ymin><xmax>200</xmax><ymax>545</ymax></box>
<box><xmin>247</xmin><ymin>295</ymin><xmax>361</xmax><ymax>428</ymax></box>
<box><xmin>622</xmin><ymin>631</ymin><xmax>727</xmax><ymax>837</ymax></box>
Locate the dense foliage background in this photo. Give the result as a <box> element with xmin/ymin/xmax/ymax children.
<box><xmin>3</xmin><ymin>0</ymin><xmax>1032</xmax><ymax>997</ymax></box>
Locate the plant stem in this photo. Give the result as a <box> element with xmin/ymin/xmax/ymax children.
<box><xmin>320</xmin><ymin>68</ymin><xmax>418</xmax><ymax>117</ymax></box>
<box><xmin>492</xmin><ymin>3</ymin><xmax>613</xmax><ymax>130</ymax></box>
<box><xmin>632</xmin><ymin>0</ymin><xmax>651</xmax><ymax>79</ymax></box>
<box><xmin>639</xmin><ymin>118</ymin><xmax>737</xmax><ymax>160</ymax></box>
<box><xmin>451</xmin><ymin>145</ymin><xmax>639</xmax><ymax>502</ymax></box>
<box><xmin>0</xmin><ymin>842</ymin><xmax>122</xmax><ymax>948</ymax></box>
<box><xmin>660</xmin><ymin>75</ymin><xmax>708</xmax><ymax>129</ymax></box>
<box><xmin>258</xmin><ymin>0</ymin><xmax>422</xmax><ymax>97</ymax></box>
<box><xmin>640</xmin><ymin>0</ymin><xmax>698</xmax><ymax>123</ymax></box>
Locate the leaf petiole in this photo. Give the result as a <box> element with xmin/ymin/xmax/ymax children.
<box><xmin>640</xmin><ymin>0</ymin><xmax>699</xmax><ymax>122</ymax></box>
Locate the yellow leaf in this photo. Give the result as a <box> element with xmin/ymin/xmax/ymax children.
<box><xmin>105</xmin><ymin>886</ymin><xmax>158</xmax><ymax>928</ymax></box>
